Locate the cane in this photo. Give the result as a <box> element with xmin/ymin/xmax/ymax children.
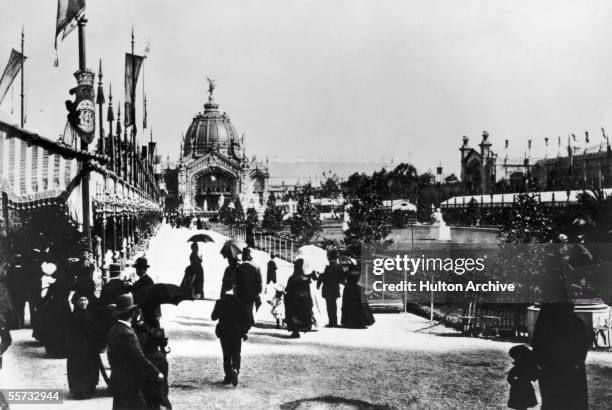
<box><xmin>97</xmin><ymin>354</ymin><xmax>111</xmax><ymax>388</ymax></box>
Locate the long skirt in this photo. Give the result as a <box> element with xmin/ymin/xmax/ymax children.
<box><xmin>67</xmin><ymin>348</ymin><xmax>99</xmax><ymax>398</ymax></box>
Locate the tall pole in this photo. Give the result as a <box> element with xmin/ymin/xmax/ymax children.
<box><xmin>20</xmin><ymin>25</ymin><xmax>25</xmax><ymax>127</ymax></box>
<box><xmin>108</xmin><ymin>84</ymin><xmax>114</xmax><ymax>173</ymax></box>
<box><xmin>78</xmin><ymin>17</ymin><xmax>91</xmax><ymax>249</ymax></box>
<box><xmin>97</xmin><ymin>59</ymin><xmax>105</xmax><ymax>155</ymax></box>
<box><xmin>131</xmin><ymin>28</ymin><xmax>136</xmax><ymax>187</ymax></box>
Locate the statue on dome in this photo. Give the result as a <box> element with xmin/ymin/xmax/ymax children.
<box><xmin>206</xmin><ymin>77</ymin><xmax>217</xmax><ymax>97</ymax></box>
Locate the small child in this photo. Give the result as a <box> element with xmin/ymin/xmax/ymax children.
<box><xmin>507</xmin><ymin>344</ymin><xmax>539</xmax><ymax>410</ymax></box>
<box><xmin>268</xmin><ymin>285</ymin><xmax>285</xmax><ymax>329</ymax></box>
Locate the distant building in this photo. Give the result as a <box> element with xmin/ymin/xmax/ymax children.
<box><xmin>459</xmin><ymin>131</ymin><xmax>497</xmax><ymax>194</ymax></box>
<box><xmin>162</xmin><ymin>86</ymin><xmax>268</xmax><ymax>215</ymax></box>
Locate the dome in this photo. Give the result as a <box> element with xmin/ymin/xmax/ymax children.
<box><xmin>183</xmin><ymin>96</ymin><xmax>240</xmax><ymax>159</ymax></box>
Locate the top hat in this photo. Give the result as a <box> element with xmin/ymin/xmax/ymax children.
<box><xmin>134</xmin><ymin>257</ymin><xmax>150</xmax><ymax>269</ymax></box>
<box><xmin>112</xmin><ymin>293</ymin><xmax>138</xmax><ymax>315</ymax></box>
<box><xmin>109</xmin><ymin>263</ymin><xmax>122</xmax><ymax>274</ymax></box>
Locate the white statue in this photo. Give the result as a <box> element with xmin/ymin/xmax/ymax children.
<box><xmin>431</xmin><ymin>207</ymin><xmax>446</xmax><ymax>226</ymax></box>
<box><xmin>204</xmin><ymin>198</ymin><xmax>208</xmax><ymax>212</ymax></box>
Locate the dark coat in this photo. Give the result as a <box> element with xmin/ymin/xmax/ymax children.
<box><xmin>317</xmin><ymin>261</ymin><xmax>343</xmax><ymax>299</ymax></box>
<box><xmin>220</xmin><ymin>264</ymin><xmax>238</xmax><ymax>297</ymax></box>
<box><xmin>107</xmin><ymin>321</ymin><xmax>160</xmax><ymax>410</ymax></box>
<box><xmin>211</xmin><ymin>293</ymin><xmax>250</xmax><ymax>339</ymax></box>
<box><xmin>235</xmin><ymin>261</ymin><xmax>262</xmax><ymax>303</ymax></box>
<box><xmin>284</xmin><ymin>273</ymin><xmax>313</xmax><ymax>332</ymax></box>
<box><xmin>72</xmin><ymin>276</ymin><xmax>96</xmax><ymax>304</ymax></box>
<box><xmin>100</xmin><ymin>279</ymin><xmax>129</xmax><ymax>306</ymax></box>
<box><xmin>341</xmin><ymin>275</ymin><xmax>375</xmax><ymax>328</ymax></box>
<box><xmin>531</xmin><ymin>305</ymin><xmax>590</xmax><ymax>410</ymax></box>
<box><xmin>266</xmin><ymin>260</ymin><xmax>277</xmax><ymax>284</ymax></box>
<box><xmin>507</xmin><ymin>364</ymin><xmax>538</xmax><ymax>409</ymax></box>
<box><xmin>135</xmin><ymin>322</ymin><xmax>171</xmax><ymax>409</ymax></box>
<box><xmin>180</xmin><ymin>264</ymin><xmax>204</xmax><ymax>299</ymax></box>
<box><xmin>131</xmin><ymin>274</ymin><xmax>154</xmax><ymax>294</ymax></box>
<box><xmin>66</xmin><ymin>308</ymin><xmax>100</xmax><ymax>398</ymax></box>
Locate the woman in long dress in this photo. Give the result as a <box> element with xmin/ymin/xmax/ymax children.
<box><xmin>341</xmin><ymin>272</ymin><xmax>375</xmax><ymax>329</ymax></box>
<box><xmin>180</xmin><ymin>243</ymin><xmax>204</xmax><ymax>299</ymax></box>
<box><xmin>66</xmin><ymin>293</ymin><xmax>100</xmax><ymax>399</ymax></box>
<box><xmin>284</xmin><ymin>259</ymin><xmax>313</xmax><ymax>338</ymax></box>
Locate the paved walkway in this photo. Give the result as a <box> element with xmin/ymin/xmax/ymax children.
<box><xmin>2</xmin><ymin>224</ymin><xmax>612</xmax><ymax>409</ymax></box>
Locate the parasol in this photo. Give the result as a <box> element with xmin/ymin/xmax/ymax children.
<box><xmin>134</xmin><ymin>283</ymin><xmax>193</xmax><ymax>306</ymax></box>
<box><xmin>297</xmin><ymin>245</ymin><xmax>329</xmax><ymax>274</ymax></box>
<box><xmin>220</xmin><ymin>238</ymin><xmax>247</xmax><ymax>259</ymax></box>
<box><xmin>187</xmin><ymin>233</ymin><xmax>215</xmax><ymax>243</ymax></box>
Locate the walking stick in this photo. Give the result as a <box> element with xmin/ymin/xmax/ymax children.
<box><xmin>97</xmin><ymin>354</ymin><xmax>112</xmax><ymax>388</ymax></box>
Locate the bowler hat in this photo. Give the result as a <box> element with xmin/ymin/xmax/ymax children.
<box><xmin>112</xmin><ymin>293</ymin><xmax>138</xmax><ymax>315</ymax></box>
<box><xmin>109</xmin><ymin>263</ymin><xmax>122</xmax><ymax>274</ymax></box>
<box><xmin>135</xmin><ymin>257</ymin><xmax>150</xmax><ymax>269</ymax></box>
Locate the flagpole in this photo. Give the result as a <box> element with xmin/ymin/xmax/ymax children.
<box><xmin>20</xmin><ymin>25</ymin><xmax>25</xmax><ymax>127</ymax></box>
<box><xmin>78</xmin><ymin>16</ymin><xmax>91</xmax><ymax>249</ymax></box>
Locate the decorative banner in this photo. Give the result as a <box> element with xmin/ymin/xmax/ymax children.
<box><xmin>124</xmin><ymin>53</ymin><xmax>144</xmax><ymax>129</ymax></box>
<box><xmin>54</xmin><ymin>0</ymin><xmax>85</xmax><ymax>66</ymax></box>
<box><xmin>0</xmin><ymin>49</ymin><xmax>26</xmax><ymax>105</ymax></box>
<box><xmin>66</xmin><ymin>70</ymin><xmax>95</xmax><ymax>144</ymax></box>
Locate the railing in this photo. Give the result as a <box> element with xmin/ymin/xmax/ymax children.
<box><xmin>253</xmin><ymin>233</ymin><xmax>299</xmax><ymax>262</ymax></box>
<box><xmin>209</xmin><ymin>223</ymin><xmax>246</xmax><ymax>241</ymax></box>
<box><xmin>208</xmin><ymin>223</ymin><xmax>300</xmax><ymax>262</ymax></box>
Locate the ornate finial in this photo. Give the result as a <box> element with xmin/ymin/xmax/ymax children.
<box><xmin>462</xmin><ymin>136</ymin><xmax>469</xmax><ymax>146</ymax></box>
<box><xmin>206</xmin><ymin>77</ymin><xmax>216</xmax><ymax>99</ymax></box>
<box><xmin>98</xmin><ymin>59</ymin><xmax>103</xmax><ymax>80</ymax></box>
<box><xmin>108</xmin><ymin>83</ymin><xmax>112</xmax><ymax>101</ymax></box>
<box><xmin>482</xmin><ymin>130</ymin><xmax>489</xmax><ymax>141</ymax></box>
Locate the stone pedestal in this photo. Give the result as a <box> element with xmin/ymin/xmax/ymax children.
<box><xmin>527</xmin><ymin>302</ymin><xmax>611</xmax><ymax>343</ymax></box>
<box><xmin>429</xmin><ymin>224</ymin><xmax>451</xmax><ymax>241</ymax></box>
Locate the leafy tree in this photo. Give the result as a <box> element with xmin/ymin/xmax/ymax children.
<box><xmin>500</xmin><ymin>193</ymin><xmax>557</xmax><ymax>243</ymax></box>
<box><xmin>445</xmin><ymin>174</ymin><xmax>459</xmax><ymax>184</ymax></box>
<box><xmin>344</xmin><ymin>181</ymin><xmax>392</xmax><ymax>257</ymax></box>
<box><xmin>231</xmin><ymin>197</ymin><xmax>245</xmax><ymax>226</ymax></box>
<box><xmin>290</xmin><ymin>186</ymin><xmax>322</xmax><ymax>245</ymax></box>
<box><xmin>320</xmin><ymin>171</ymin><xmax>341</xmax><ymax>198</ymax></box>
<box><xmin>262</xmin><ymin>193</ymin><xmax>284</xmax><ymax>232</ymax></box>
<box><xmin>246</xmin><ymin>207</ymin><xmax>259</xmax><ymax>229</ymax></box>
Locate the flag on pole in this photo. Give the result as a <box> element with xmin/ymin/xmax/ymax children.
<box><xmin>544</xmin><ymin>137</ymin><xmax>548</xmax><ymax>146</ymax></box>
<box><xmin>0</xmin><ymin>49</ymin><xmax>26</xmax><ymax>105</ymax></box>
<box><xmin>567</xmin><ymin>135</ymin><xmax>574</xmax><ymax>176</ymax></box>
<box><xmin>54</xmin><ymin>0</ymin><xmax>85</xmax><ymax>66</ymax></box>
<box><xmin>124</xmin><ymin>52</ymin><xmax>144</xmax><ymax>128</ymax></box>
<box><xmin>505</xmin><ymin>139</ymin><xmax>508</xmax><ymax>149</ymax></box>
<box><xmin>585</xmin><ymin>131</ymin><xmax>590</xmax><ymax>144</ymax></box>
<box><xmin>143</xmin><ymin>93</ymin><xmax>147</xmax><ymax>129</ymax></box>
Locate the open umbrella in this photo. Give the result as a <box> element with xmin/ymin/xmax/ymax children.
<box><xmin>134</xmin><ymin>283</ymin><xmax>193</xmax><ymax>306</ymax></box>
<box><xmin>297</xmin><ymin>245</ymin><xmax>329</xmax><ymax>274</ymax></box>
<box><xmin>187</xmin><ymin>233</ymin><xmax>215</xmax><ymax>243</ymax></box>
<box><xmin>220</xmin><ymin>238</ymin><xmax>247</xmax><ymax>259</ymax></box>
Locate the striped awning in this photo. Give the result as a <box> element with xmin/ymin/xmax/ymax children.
<box><xmin>0</xmin><ymin>127</ymin><xmax>81</xmax><ymax>203</ymax></box>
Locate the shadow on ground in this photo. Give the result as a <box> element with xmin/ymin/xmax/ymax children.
<box><xmin>280</xmin><ymin>395</ymin><xmax>399</xmax><ymax>410</ymax></box>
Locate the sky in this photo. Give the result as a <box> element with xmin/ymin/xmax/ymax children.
<box><xmin>1</xmin><ymin>0</ymin><xmax>612</xmax><ymax>176</ymax></box>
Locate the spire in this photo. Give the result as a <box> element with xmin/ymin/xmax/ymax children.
<box><xmin>107</xmin><ymin>83</ymin><xmax>114</xmax><ymax>122</ymax></box>
<box><xmin>96</xmin><ymin>59</ymin><xmax>105</xmax><ymax>104</ymax></box>
<box><xmin>116</xmin><ymin>103</ymin><xmax>122</xmax><ymax>135</ymax></box>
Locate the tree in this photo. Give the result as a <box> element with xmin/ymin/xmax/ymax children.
<box><xmin>246</xmin><ymin>207</ymin><xmax>259</xmax><ymax>229</ymax></box>
<box><xmin>218</xmin><ymin>196</ymin><xmax>233</xmax><ymax>225</ymax></box>
<box><xmin>320</xmin><ymin>171</ymin><xmax>341</xmax><ymax>198</ymax></box>
<box><xmin>231</xmin><ymin>197</ymin><xmax>245</xmax><ymax>226</ymax></box>
<box><xmin>262</xmin><ymin>193</ymin><xmax>284</xmax><ymax>232</ymax></box>
<box><xmin>290</xmin><ymin>186</ymin><xmax>322</xmax><ymax>245</ymax></box>
<box><xmin>500</xmin><ymin>193</ymin><xmax>557</xmax><ymax>243</ymax></box>
<box><xmin>344</xmin><ymin>180</ymin><xmax>392</xmax><ymax>257</ymax></box>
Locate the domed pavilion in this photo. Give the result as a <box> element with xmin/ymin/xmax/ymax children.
<box><xmin>173</xmin><ymin>80</ymin><xmax>269</xmax><ymax>215</ymax></box>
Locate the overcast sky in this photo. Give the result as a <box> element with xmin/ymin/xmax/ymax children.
<box><xmin>1</xmin><ymin>0</ymin><xmax>612</xmax><ymax>175</ymax></box>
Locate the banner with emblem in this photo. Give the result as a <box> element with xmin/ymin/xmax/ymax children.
<box><xmin>124</xmin><ymin>53</ymin><xmax>144</xmax><ymax>129</ymax></box>
<box><xmin>66</xmin><ymin>69</ymin><xmax>96</xmax><ymax>144</ymax></box>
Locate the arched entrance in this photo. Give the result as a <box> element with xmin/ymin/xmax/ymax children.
<box><xmin>192</xmin><ymin>169</ymin><xmax>236</xmax><ymax>212</ymax></box>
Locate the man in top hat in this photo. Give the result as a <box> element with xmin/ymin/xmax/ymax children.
<box><xmin>100</xmin><ymin>264</ymin><xmax>129</xmax><ymax>306</ymax></box>
<box><xmin>131</xmin><ymin>257</ymin><xmax>154</xmax><ymax>294</ymax></box>
<box><xmin>317</xmin><ymin>249</ymin><xmax>343</xmax><ymax>327</ymax></box>
<box><xmin>107</xmin><ymin>293</ymin><xmax>163</xmax><ymax>409</ymax></box>
<box><xmin>234</xmin><ymin>248</ymin><xmax>262</xmax><ymax>329</ymax></box>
